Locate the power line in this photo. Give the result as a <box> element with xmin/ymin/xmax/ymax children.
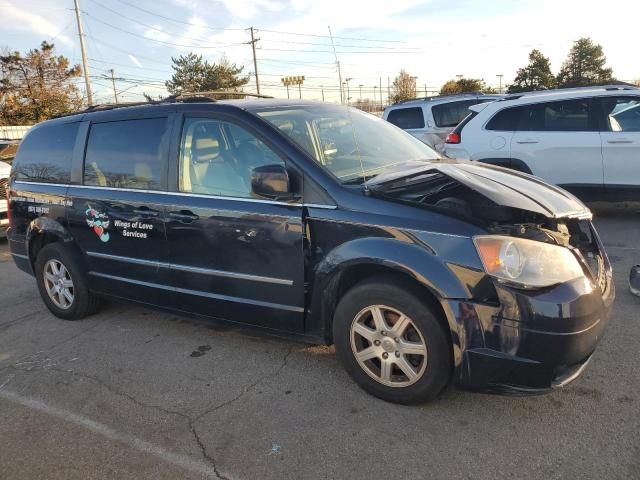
<box><xmin>112</xmin><ymin>0</ymin><xmax>243</xmax><ymax>32</ymax></box>
<box><xmin>83</xmin><ymin>12</ymin><xmax>244</xmax><ymax>49</ymax></box>
<box><xmin>87</xmin><ymin>0</ymin><xmax>240</xmax><ymax>46</ymax></box>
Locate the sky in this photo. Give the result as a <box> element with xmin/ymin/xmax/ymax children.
<box><xmin>1</xmin><ymin>0</ymin><xmax>639</xmax><ymax>104</ymax></box>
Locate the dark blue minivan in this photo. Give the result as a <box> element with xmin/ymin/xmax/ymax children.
<box><xmin>6</xmin><ymin>99</ymin><xmax>614</xmax><ymax>403</ymax></box>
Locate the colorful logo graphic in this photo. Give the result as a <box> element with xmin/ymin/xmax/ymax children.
<box><xmin>85</xmin><ymin>205</ymin><xmax>110</xmax><ymax>242</ymax></box>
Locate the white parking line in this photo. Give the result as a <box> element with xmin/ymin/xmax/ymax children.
<box><xmin>0</xmin><ymin>389</ymin><xmax>225</xmax><ymax>479</ymax></box>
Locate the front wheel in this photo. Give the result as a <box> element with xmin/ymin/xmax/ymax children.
<box><xmin>333</xmin><ymin>276</ymin><xmax>452</xmax><ymax>404</ymax></box>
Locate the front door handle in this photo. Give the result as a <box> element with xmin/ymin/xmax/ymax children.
<box><xmin>607</xmin><ymin>139</ymin><xmax>633</xmax><ymax>144</ymax></box>
<box><xmin>516</xmin><ymin>139</ymin><xmax>539</xmax><ymax>144</ymax></box>
<box><xmin>169</xmin><ymin>210</ymin><xmax>199</xmax><ymax>223</ymax></box>
<box><xmin>133</xmin><ymin>207</ymin><xmax>159</xmax><ymax>217</ymax></box>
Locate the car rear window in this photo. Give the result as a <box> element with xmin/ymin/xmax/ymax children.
<box><xmin>84</xmin><ymin>118</ymin><xmax>168</xmax><ymax>190</ymax></box>
<box><xmin>386</xmin><ymin>107</ymin><xmax>425</xmax><ymax>129</ymax></box>
<box><xmin>13</xmin><ymin>122</ymin><xmax>79</xmax><ymax>183</ymax></box>
<box><xmin>432</xmin><ymin>100</ymin><xmax>483</xmax><ymax>128</ymax></box>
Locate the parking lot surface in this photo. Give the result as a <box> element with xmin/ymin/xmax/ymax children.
<box><xmin>0</xmin><ymin>215</ymin><xmax>638</xmax><ymax>480</ymax></box>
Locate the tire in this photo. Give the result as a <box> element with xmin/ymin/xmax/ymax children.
<box><xmin>34</xmin><ymin>243</ymin><xmax>100</xmax><ymax>320</ymax></box>
<box><xmin>333</xmin><ymin>275</ymin><xmax>452</xmax><ymax>404</ymax></box>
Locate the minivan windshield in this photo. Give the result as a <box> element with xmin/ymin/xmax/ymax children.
<box><xmin>253</xmin><ymin>104</ymin><xmax>439</xmax><ymax>183</ymax></box>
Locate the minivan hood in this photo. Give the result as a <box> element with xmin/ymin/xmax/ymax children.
<box><xmin>366</xmin><ymin>159</ymin><xmax>591</xmax><ymax>220</ymax></box>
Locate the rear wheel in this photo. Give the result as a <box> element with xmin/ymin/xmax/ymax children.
<box><xmin>333</xmin><ymin>276</ymin><xmax>452</xmax><ymax>404</ymax></box>
<box><xmin>35</xmin><ymin>243</ymin><xmax>100</xmax><ymax>320</ymax></box>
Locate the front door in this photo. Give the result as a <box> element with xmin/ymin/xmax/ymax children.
<box><xmin>510</xmin><ymin>98</ymin><xmax>604</xmax><ymax>199</ymax></box>
<box><xmin>67</xmin><ymin>117</ymin><xmax>172</xmax><ymax>304</ymax></box>
<box><xmin>598</xmin><ymin>96</ymin><xmax>640</xmax><ymax>200</ymax></box>
<box><xmin>164</xmin><ymin>115</ymin><xmax>306</xmax><ymax>332</ymax></box>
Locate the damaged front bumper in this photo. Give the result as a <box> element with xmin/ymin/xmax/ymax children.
<box><xmin>443</xmin><ymin>273</ymin><xmax>614</xmax><ymax>395</ymax></box>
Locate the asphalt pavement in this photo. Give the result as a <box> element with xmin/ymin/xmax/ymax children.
<box><xmin>0</xmin><ymin>215</ymin><xmax>638</xmax><ymax>480</ymax></box>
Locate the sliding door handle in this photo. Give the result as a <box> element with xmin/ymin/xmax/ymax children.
<box><xmin>607</xmin><ymin>139</ymin><xmax>633</xmax><ymax>144</ymax></box>
<box><xmin>516</xmin><ymin>139</ymin><xmax>539</xmax><ymax>144</ymax></box>
<box><xmin>133</xmin><ymin>207</ymin><xmax>159</xmax><ymax>217</ymax></box>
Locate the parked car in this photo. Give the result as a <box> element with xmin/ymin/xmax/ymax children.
<box><xmin>444</xmin><ymin>85</ymin><xmax>640</xmax><ymax>202</ymax></box>
<box><xmin>0</xmin><ymin>160</ymin><xmax>10</xmax><ymax>237</ymax></box>
<box><xmin>7</xmin><ymin>99</ymin><xmax>613</xmax><ymax>404</ymax></box>
<box><xmin>383</xmin><ymin>93</ymin><xmax>502</xmax><ymax>151</ymax></box>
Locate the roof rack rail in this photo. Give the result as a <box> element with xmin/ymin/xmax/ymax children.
<box><xmin>395</xmin><ymin>91</ymin><xmax>497</xmax><ymax>105</ymax></box>
<box><xmin>501</xmin><ymin>84</ymin><xmax>639</xmax><ymax>101</ymax></box>
<box><xmin>53</xmin><ymin>91</ymin><xmax>274</xmax><ymax>119</ymax></box>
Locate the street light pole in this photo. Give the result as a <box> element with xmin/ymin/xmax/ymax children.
<box><xmin>497</xmin><ymin>74</ymin><xmax>504</xmax><ymax>93</ymax></box>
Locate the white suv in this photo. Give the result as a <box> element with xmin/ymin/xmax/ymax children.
<box><xmin>444</xmin><ymin>85</ymin><xmax>640</xmax><ymax>202</ymax></box>
<box><xmin>383</xmin><ymin>93</ymin><xmax>502</xmax><ymax>151</ymax></box>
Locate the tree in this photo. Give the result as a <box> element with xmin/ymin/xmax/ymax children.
<box><xmin>165</xmin><ymin>53</ymin><xmax>249</xmax><ymax>97</ymax></box>
<box><xmin>508</xmin><ymin>49</ymin><xmax>556</xmax><ymax>93</ymax></box>
<box><xmin>0</xmin><ymin>41</ymin><xmax>82</xmax><ymax>125</ymax></box>
<box><xmin>390</xmin><ymin>70</ymin><xmax>416</xmax><ymax>103</ymax></box>
<box><xmin>556</xmin><ymin>37</ymin><xmax>614</xmax><ymax>88</ymax></box>
<box><xmin>440</xmin><ymin>78</ymin><xmax>492</xmax><ymax>95</ymax></box>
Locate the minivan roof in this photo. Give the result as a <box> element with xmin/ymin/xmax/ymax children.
<box><xmin>42</xmin><ymin>98</ymin><xmax>333</xmax><ymax>126</ymax></box>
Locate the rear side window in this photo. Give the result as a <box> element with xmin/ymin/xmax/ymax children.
<box><xmin>14</xmin><ymin>122</ymin><xmax>79</xmax><ymax>183</ymax></box>
<box><xmin>386</xmin><ymin>107</ymin><xmax>425</xmax><ymax>129</ymax></box>
<box><xmin>432</xmin><ymin>100</ymin><xmax>480</xmax><ymax>128</ymax></box>
<box><xmin>84</xmin><ymin>118</ymin><xmax>167</xmax><ymax>190</ymax></box>
<box><xmin>535</xmin><ymin>99</ymin><xmax>593</xmax><ymax>131</ymax></box>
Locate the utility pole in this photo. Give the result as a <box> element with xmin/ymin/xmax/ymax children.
<box><xmin>379</xmin><ymin>77</ymin><xmax>382</xmax><ymax>106</ymax></box>
<box><xmin>387</xmin><ymin>77</ymin><xmax>390</xmax><ymax>104</ymax></box>
<box><xmin>73</xmin><ymin>0</ymin><xmax>93</xmax><ymax>106</ymax></box>
<box><xmin>359</xmin><ymin>84</ymin><xmax>363</xmax><ymax>101</ymax></box>
<box><xmin>328</xmin><ymin>26</ymin><xmax>343</xmax><ymax>104</ymax></box>
<box><xmin>321</xmin><ymin>86</ymin><xmax>325</xmax><ymax>102</ymax></box>
<box><xmin>109</xmin><ymin>69</ymin><xmax>118</xmax><ymax>104</ymax></box>
<box><xmin>247</xmin><ymin>27</ymin><xmax>260</xmax><ymax>95</ymax></box>
<box><xmin>497</xmin><ymin>74</ymin><xmax>504</xmax><ymax>93</ymax></box>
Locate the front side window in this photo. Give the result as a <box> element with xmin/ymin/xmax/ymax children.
<box><xmin>386</xmin><ymin>107</ymin><xmax>425</xmax><ymax>129</ymax></box>
<box><xmin>254</xmin><ymin>105</ymin><xmax>438</xmax><ymax>184</ymax></box>
<box><xmin>179</xmin><ymin>118</ymin><xmax>283</xmax><ymax>198</ymax></box>
<box><xmin>84</xmin><ymin>118</ymin><xmax>168</xmax><ymax>189</ymax></box>
<box><xmin>14</xmin><ymin>122</ymin><xmax>79</xmax><ymax>183</ymax></box>
<box><xmin>600</xmin><ymin>97</ymin><xmax>640</xmax><ymax>132</ymax></box>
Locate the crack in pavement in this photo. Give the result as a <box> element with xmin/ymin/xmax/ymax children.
<box><xmin>4</xmin><ymin>319</ymin><xmax>296</xmax><ymax>480</ymax></box>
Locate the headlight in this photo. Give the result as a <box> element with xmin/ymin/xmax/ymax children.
<box><xmin>474</xmin><ymin>235</ymin><xmax>584</xmax><ymax>288</ymax></box>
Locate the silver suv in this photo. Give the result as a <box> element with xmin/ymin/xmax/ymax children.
<box><xmin>383</xmin><ymin>93</ymin><xmax>502</xmax><ymax>151</ymax></box>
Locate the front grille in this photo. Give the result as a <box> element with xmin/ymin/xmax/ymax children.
<box><xmin>0</xmin><ymin>177</ymin><xmax>7</xmax><ymax>199</ymax></box>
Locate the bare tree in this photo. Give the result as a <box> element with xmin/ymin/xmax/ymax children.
<box><xmin>390</xmin><ymin>70</ymin><xmax>416</xmax><ymax>104</ymax></box>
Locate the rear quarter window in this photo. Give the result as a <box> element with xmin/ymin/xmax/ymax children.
<box><xmin>13</xmin><ymin>122</ymin><xmax>79</xmax><ymax>183</ymax></box>
<box><xmin>386</xmin><ymin>107</ymin><xmax>425</xmax><ymax>129</ymax></box>
<box><xmin>486</xmin><ymin>106</ymin><xmax>528</xmax><ymax>131</ymax></box>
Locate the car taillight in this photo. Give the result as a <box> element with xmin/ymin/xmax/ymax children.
<box><xmin>445</xmin><ymin>131</ymin><xmax>460</xmax><ymax>144</ymax></box>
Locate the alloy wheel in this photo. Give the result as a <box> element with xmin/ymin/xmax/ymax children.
<box><xmin>43</xmin><ymin>259</ymin><xmax>75</xmax><ymax>310</ymax></box>
<box><xmin>350</xmin><ymin>305</ymin><xmax>428</xmax><ymax>387</ymax></box>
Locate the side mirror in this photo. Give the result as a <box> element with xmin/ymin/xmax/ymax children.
<box><xmin>251</xmin><ymin>164</ymin><xmax>292</xmax><ymax>200</ymax></box>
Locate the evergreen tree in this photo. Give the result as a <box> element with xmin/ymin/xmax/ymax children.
<box><xmin>165</xmin><ymin>53</ymin><xmax>249</xmax><ymax>97</ymax></box>
<box><xmin>556</xmin><ymin>37</ymin><xmax>614</xmax><ymax>88</ymax></box>
<box><xmin>508</xmin><ymin>49</ymin><xmax>556</xmax><ymax>93</ymax></box>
